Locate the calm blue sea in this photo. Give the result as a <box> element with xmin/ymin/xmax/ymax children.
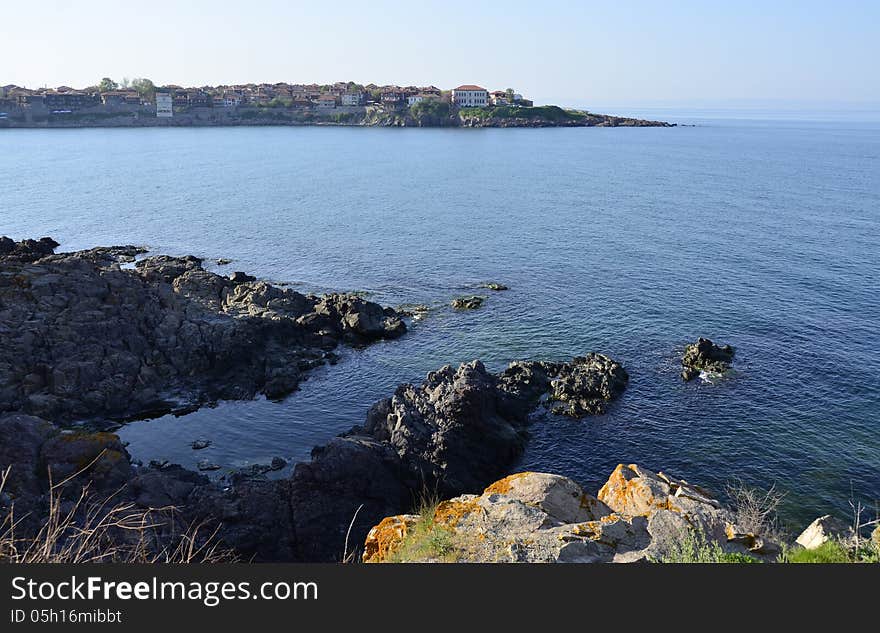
<box><xmin>2</xmin><ymin>113</ymin><xmax>878</xmax><ymax>526</ymax></box>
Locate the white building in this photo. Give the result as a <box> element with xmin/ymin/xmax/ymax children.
<box><xmin>215</xmin><ymin>93</ymin><xmax>241</xmax><ymax>107</ymax></box>
<box><xmin>452</xmin><ymin>85</ymin><xmax>488</xmax><ymax>107</ymax></box>
<box><xmin>408</xmin><ymin>93</ymin><xmax>441</xmax><ymax>106</ymax></box>
<box><xmin>155</xmin><ymin>93</ymin><xmax>172</xmax><ymax>118</ymax></box>
<box><xmin>341</xmin><ymin>92</ymin><xmax>364</xmax><ymax>106</ymax></box>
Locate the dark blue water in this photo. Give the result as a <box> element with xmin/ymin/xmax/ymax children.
<box><xmin>2</xmin><ymin>117</ymin><xmax>878</xmax><ymax>526</ymax></box>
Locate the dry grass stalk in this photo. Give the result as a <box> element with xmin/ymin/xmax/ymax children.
<box><xmin>0</xmin><ymin>454</ymin><xmax>236</xmax><ymax>563</ymax></box>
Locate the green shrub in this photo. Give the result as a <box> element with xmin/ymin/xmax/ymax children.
<box><xmin>654</xmin><ymin>530</ymin><xmax>760</xmax><ymax>563</ymax></box>
<box><xmin>783</xmin><ymin>541</ymin><xmax>852</xmax><ymax>563</ymax></box>
<box><xmin>410</xmin><ymin>100</ymin><xmax>450</xmax><ymax>119</ymax></box>
<box><xmin>458</xmin><ymin>107</ymin><xmax>491</xmax><ymax>119</ymax></box>
<box><xmin>490</xmin><ymin>105</ymin><xmax>586</xmax><ymax>121</ymax></box>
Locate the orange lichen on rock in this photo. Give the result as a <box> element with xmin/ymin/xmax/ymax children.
<box><xmin>597</xmin><ymin>463</ymin><xmax>673</xmax><ymax>516</ymax></box>
<box><xmin>433</xmin><ymin>497</ymin><xmax>482</xmax><ymax>528</ymax></box>
<box><xmin>572</xmin><ymin>521</ymin><xmax>602</xmax><ymax>538</ymax></box>
<box><xmin>483</xmin><ymin>472</ymin><xmax>534</xmax><ymax>496</ymax></box>
<box><xmin>362</xmin><ymin>515</ymin><xmax>419</xmax><ymax>563</ymax></box>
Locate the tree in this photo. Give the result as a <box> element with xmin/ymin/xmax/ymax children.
<box><xmin>131</xmin><ymin>78</ymin><xmax>156</xmax><ymax>101</ymax></box>
<box><xmin>98</xmin><ymin>77</ymin><xmax>118</xmax><ymax>93</ymax></box>
<box><xmin>505</xmin><ymin>88</ymin><xmax>515</xmax><ymax>101</ymax></box>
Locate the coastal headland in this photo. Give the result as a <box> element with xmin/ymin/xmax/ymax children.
<box><xmin>0</xmin><ymin>80</ymin><xmax>672</xmax><ymax>128</ymax></box>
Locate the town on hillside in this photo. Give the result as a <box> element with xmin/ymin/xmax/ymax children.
<box><xmin>0</xmin><ymin>79</ymin><xmax>534</xmax><ymax>119</ymax></box>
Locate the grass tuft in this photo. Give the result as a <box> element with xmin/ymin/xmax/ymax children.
<box><xmin>384</xmin><ymin>494</ymin><xmax>459</xmax><ymax>563</ymax></box>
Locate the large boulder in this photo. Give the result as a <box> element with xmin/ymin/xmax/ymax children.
<box><xmin>795</xmin><ymin>515</ymin><xmax>855</xmax><ymax>550</ymax></box>
<box><xmin>0</xmin><ymin>413</ymin><xmax>57</xmax><ymax>531</ymax></box>
<box><xmin>40</xmin><ymin>431</ymin><xmax>133</xmax><ymax>494</ymax></box>
<box><xmin>361</xmin><ymin>361</ymin><xmax>531</xmax><ymax>496</ymax></box>
<box><xmin>363</xmin><ymin>472</ymin><xmax>624</xmax><ymax>563</ymax></box>
<box><xmin>286</xmin><ymin>436</ymin><xmax>411</xmax><ymax>562</ymax></box>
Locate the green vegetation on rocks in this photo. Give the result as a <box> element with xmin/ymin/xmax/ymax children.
<box><xmin>654</xmin><ymin>530</ymin><xmax>761</xmax><ymax>563</ymax></box>
<box><xmin>410</xmin><ymin>99</ymin><xmax>451</xmax><ymax>119</ymax></box>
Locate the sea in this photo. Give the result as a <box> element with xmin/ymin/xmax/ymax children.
<box><xmin>2</xmin><ymin>107</ymin><xmax>878</xmax><ymax>527</ymax></box>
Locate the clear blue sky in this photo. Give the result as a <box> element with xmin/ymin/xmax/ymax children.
<box><xmin>2</xmin><ymin>0</ymin><xmax>878</xmax><ymax>107</ymax></box>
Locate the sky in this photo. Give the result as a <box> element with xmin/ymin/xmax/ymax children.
<box><xmin>2</xmin><ymin>0</ymin><xmax>878</xmax><ymax>108</ymax></box>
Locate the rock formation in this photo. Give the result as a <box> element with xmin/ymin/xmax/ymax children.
<box><xmin>363</xmin><ymin>466</ymin><xmax>782</xmax><ymax>563</ymax></box>
<box><xmin>0</xmin><ymin>237</ymin><xmax>406</xmax><ymax>423</ymax></box>
<box><xmin>451</xmin><ymin>295</ymin><xmax>484</xmax><ymax>310</ymax></box>
<box><xmin>286</xmin><ymin>355</ymin><xmax>628</xmax><ymax>560</ymax></box>
<box><xmin>0</xmin><ymin>353</ymin><xmax>628</xmax><ymax>562</ymax></box>
<box><xmin>681</xmin><ymin>337</ymin><xmax>736</xmax><ymax>381</ymax></box>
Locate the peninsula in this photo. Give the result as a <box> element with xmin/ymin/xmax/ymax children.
<box><xmin>0</xmin><ymin>79</ymin><xmax>672</xmax><ymax>128</ymax></box>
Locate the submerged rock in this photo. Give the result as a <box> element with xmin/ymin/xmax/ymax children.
<box><xmin>364</xmin><ymin>466</ymin><xmax>781</xmax><ymax>563</ymax></box>
<box><xmin>681</xmin><ymin>337</ymin><xmax>735</xmax><ymax>380</ymax></box>
<box><xmin>480</xmin><ymin>282</ymin><xmax>508</xmax><ymax>291</ymax></box>
<box><xmin>395</xmin><ymin>303</ymin><xmax>431</xmax><ymax>318</ymax></box>
<box><xmin>451</xmin><ymin>295</ymin><xmax>484</xmax><ymax>310</ymax></box>
<box><xmin>0</xmin><ymin>237</ymin><xmax>407</xmax><ymax>422</ymax></box>
<box><xmin>191</xmin><ymin>439</ymin><xmax>211</xmax><ymax>450</ymax></box>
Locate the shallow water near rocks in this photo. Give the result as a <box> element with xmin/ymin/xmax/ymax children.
<box><xmin>2</xmin><ymin>115</ymin><xmax>878</xmax><ymax>527</ymax></box>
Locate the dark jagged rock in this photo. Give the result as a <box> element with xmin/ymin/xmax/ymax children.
<box><xmin>481</xmin><ymin>282</ymin><xmax>508</xmax><ymax>291</ymax></box>
<box><xmin>681</xmin><ymin>338</ymin><xmax>736</xmax><ymax>381</ymax></box>
<box><xmin>395</xmin><ymin>304</ymin><xmax>430</xmax><ymax>318</ymax></box>
<box><xmin>0</xmin><ymin>236</ymin><xmax>59</xmax><ymax>262</ymax></box>
<box><xmin>451</xmin><ymin>295</ymin><xmax>485</xmax><ymax>310</ymax></box>
<box><xmin>229</xmin><ymin>271</ymin><xmax>256</xmax><ymax>284</ymax></box>
<box><xmin>286</xmin><ymin>355</ymin><xmax>628</xmax><ymax>560</ymax></box>
<box><xmin>541</xmin><ymin>354</ymin><xmax>629</xmax><ymax>416</ymax></box>
<box><xmin>361</xmin><ymin>361</ymin><xmax>532</xmax><ymax>496</ymax></box>
<box><xmin>0</xmin><ymin>237</ymin><xmax>407</xmax><ymax>422</ymax></box>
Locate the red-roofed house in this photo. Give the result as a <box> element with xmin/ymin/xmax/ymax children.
<box><xmin>452</xmin><ymin>85</ymin><xmax>488</xmax><ymax>107</ymax></box>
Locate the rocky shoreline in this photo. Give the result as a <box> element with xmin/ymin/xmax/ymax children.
<box><xmin>0</xmin><ymin>238</ymin><xmax>873</xmax><ymax>564</ymax></box>
<box><xmin>0</xmin><ymin>107</ymin><xmax>672</xmax><ymax>130</ymax></box>
<box><xmin>0</xmin><ymin>357</ymin><xmax>629</xmax><ymax>561</ymax></box>
<box><xmin>0</xmin><ymin>238</ymin><xmax>405</xmax><ymax>424</ymax></box>
<box><xmin>0</xmin><ymin>237</ymin><xmax>629</xmax><ymax>561</ymax></box>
